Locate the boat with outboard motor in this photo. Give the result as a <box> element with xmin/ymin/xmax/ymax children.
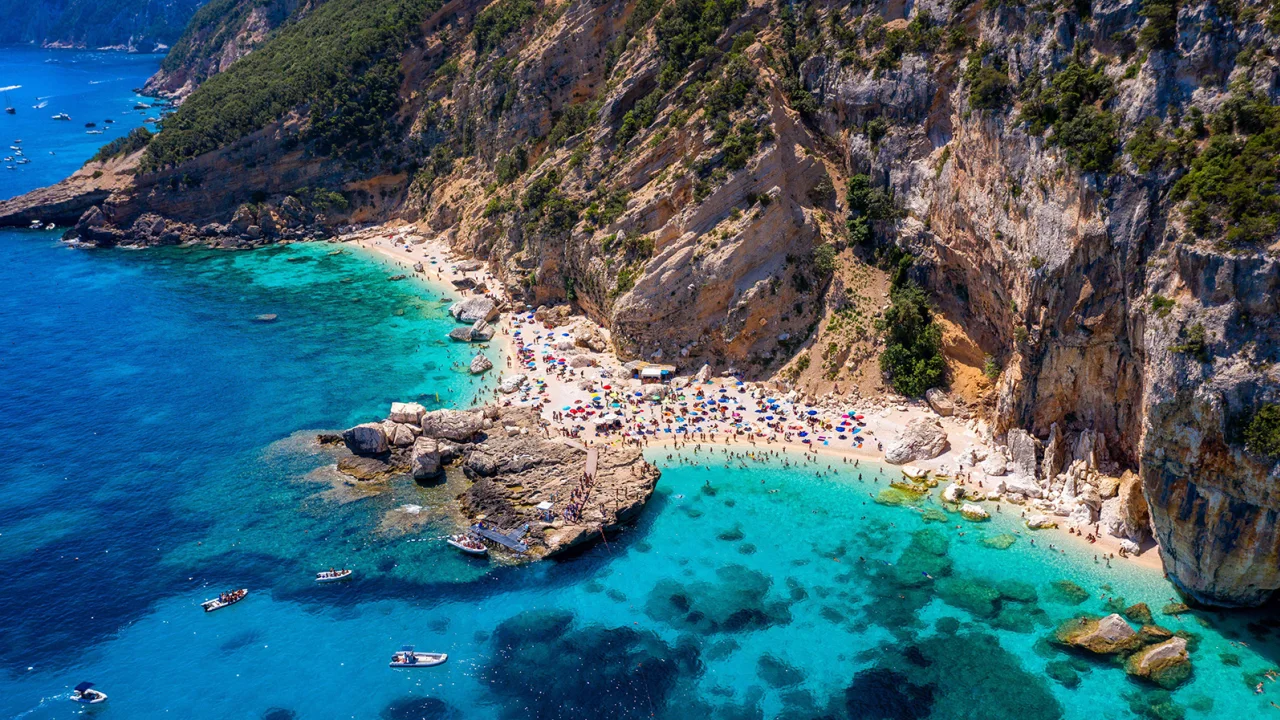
<box><xmin>70</xmin><ymin>682</ymin><xmax>107</xmax><ymax>704</ymax></box>
<box><xmin>389</xmin><ymin>645</ymin><xmax>447</xmax><ymax>668</ymax></box>
<box><xmin>201</xmin><ymin>588</ymin><xmax>247</xmax><ymax>612</ymax></box>
<box><xmin>447</xmin><ymin>533</ymin><xmax>488</xmax><ymax>556</ymax></box>
<box><xmin>315</xmin><ymin>568</ymin><xmax>352</xmax><ymax>583</ymax></box>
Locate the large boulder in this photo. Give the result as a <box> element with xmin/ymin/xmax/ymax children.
<box><xmin>499</xmin><ymin>374</ymin><xmax>527</xmax><ymax>394</ymax></box>
<box><xmin>1100</xmin><ymin>470</ymin><xmax>1150</xmax><ymax>543</ymax></box>
<box><xmin>1025</xmin><ymin>514</ymin><xmax>1057</xmax><ymax>530</ymax></box>
<box><xmin>470</xmin><ymin>319</ymin><xmax>495</xmax><ymax>342</ymax></box>
<box><xmin>387</xmin><ymin>422</ymin><xmax>418</xmax><ymax>448</ymax></box>
<box><xmin>410</xmin><ymin>437</ymin><xmax>442</xmax><ymax>480</ymax></box>
<box><xmin>389</xmin><ymin>402</ymin><xmax>426</xmax><ymax>425</ymax></box>
<box><xmin>1054</xmin><ymin>614</ymin><xmax>1143</xmax><ymax>655</ymax></box>
<box><xmin>981</xmin><ymin>456</ymin><xmax>1008</xmax><ymax>476</ymax></box>
<box><xmin>470</xmin><ymin>353</ymin><xmax>494</xmax><ymax>374</ymax></box>
<box><xmin>925</xmin><ymin>388</ymin><xmax>955</xmax><ymax>417</ymax></box>
<box><xmin>449</xmin><ymin>296</ymin><xmax>498</xmax><ymax>323</ymax></box>
<box><xmin>1006</xmin><ymin>429</ymin><xmax>1041</xmax><ymax>478</ymax></box>
<box><xmin>960</xmin><ymin>503</ymin><xmax>990</xmax><ymax>522</ymax></box>
<box><xmin>942</xmin><ymin>483</ymin><xmax>966</xmax><ymax>503</ymax></box>
<box><xmin>448</xmin><ymin>326</ymin><xmax>476</xmax><ymax>342</ymax></box>
<box><xmin>884</xmin><ymin>418</ymin><xmax>949</xmax><ymax>465</ymax></box>
<box><xmin>1124</xmin><ymin>637</ymin><xmax>1191</xmax><ymax>689</ymax></box>
<box><xmin>573</xmin><ymin>323</ymin><xmax>608</xmax><ymax>352</ymax></box>
<box><xmin>419</xmin><ymin>409</ymin><xmax>484</xmax><ymax>442</ymax></box>
<box><xmin>1003</xmin><ymin>473</ymin><xmax>1042</xmax><ymax>498</ymax></box>
<box><xmin>341</xmin><ymin>423</ymin><xmax>389</xmax><ymax>455</ymax></box>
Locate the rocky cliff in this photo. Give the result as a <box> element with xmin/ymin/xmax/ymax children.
<box><xmin>4</xmin><ymin>0</ymin><xmax>1278</xmax><ymax>606</ymax></box>
<box><xmin>142</xmin><ymin>0</ymin><xmax>320</xmax><ymax>97</ymax></box>
<box><xmin>0</xmin><ymin>0</ymin><xmax>205</xmax><ymax>50</ymax></box>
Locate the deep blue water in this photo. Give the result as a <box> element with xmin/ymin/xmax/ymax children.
<box><xmin>0</xmin><ymin>46</ymin><xmax>166</xmax><ymax>194</ymax></box>
<box><xmin>2</xmin><ymin>48</ymin><xmax>1278</xmax><ymax>720</ymax></box>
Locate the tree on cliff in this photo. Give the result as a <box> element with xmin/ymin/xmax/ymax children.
<box><xmin>878</xmin><ymin>283</ymin><xmax>945</xmax><ymax>398</ymax></box>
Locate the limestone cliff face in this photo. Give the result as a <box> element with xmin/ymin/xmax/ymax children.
<box><xmin>5</xmin><ymin>0</ymin><xmax>1279</xmax><ymax>605</ymax></box>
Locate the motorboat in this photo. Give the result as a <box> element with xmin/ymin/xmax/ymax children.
<box><xmin>52</xmin><ymin>112</ymin><xmax>70</xmax><ymax>121</ymax></box>
<box><xmin>70</xmin><ymin>682</ymin><xmax>107</xmax><ymax>704</ymax></box>
<box><xmin>84</xmin><ymin>122</ymin><xmax>95</xmax><ymax>128</ymax></box>
<box><xmin>201</xmin><ymin>588</ymin><xmax>248</xmax><ymax>612</ymax></box>
<box><xmin>86</xmin><ymin>130</ymin><xmax>103</xmax><ymax>134</ymax></box>
<box><xmin>133</xmin><ymin>102</ymin><xmax>151</xmax><ymax>110</ymax></box>
<box><xmin>447</xmin><ymin>533</ymin><xmax>488</xmax><ymax>556</ymax></box>
<box><xmin>389</xmin><ymin>645</ymin><xmax>447</xmax><ymax>668</ymax></box>
<box><xmin>315</xmin><ymin>568</ymin><xmax>352</xmax><ymax>583</ymax></box>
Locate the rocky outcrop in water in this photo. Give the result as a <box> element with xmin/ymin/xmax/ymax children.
<box><xmin>328</xmin><ymin>404</ymin><xmax>659</xmax><ymax>557</ymax></box>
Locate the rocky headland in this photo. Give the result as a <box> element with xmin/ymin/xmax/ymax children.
<box><xmin>322</xmin><ymin>402</ymin><xmax>660</xmax><ymax>559</ymax></box>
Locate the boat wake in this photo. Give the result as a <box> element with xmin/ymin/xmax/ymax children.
<box><xmin>11</xmin><ymin>693</ymin><xmax>66</xmax><ymax>718</ymax></box>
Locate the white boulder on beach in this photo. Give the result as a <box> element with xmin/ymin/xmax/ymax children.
<box><xmin>883</xmin><ymin>417</ymin><xmax>949</xmax><ymax>464</ymax></box>
<box><xmin>448</xmin><ymin>296</ymin><xmax>498</xmax><ymax>323</ymax></box>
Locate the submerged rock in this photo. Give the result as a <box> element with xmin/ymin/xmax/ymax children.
<box><xmin>1054</xmin><ymin>614</ymin><xmax>1143</xmax><ymax>655</ymax></box>
<box><xmin>1125</xmin><ymin>637</ymin><xmax>1192</xmax><ymax>689</ymax></box>
<box><xmin>337</xmin><ymin>455</ymin><xmax>394</xmax><ymax>481</ymax></box>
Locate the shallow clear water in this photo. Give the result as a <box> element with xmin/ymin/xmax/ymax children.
<box><xmin>2</xmin><ymin>46</ymin><xmax>1277</xmax><ymax>720</ymax></box>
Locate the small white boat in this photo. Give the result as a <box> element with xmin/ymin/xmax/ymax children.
<box><xmin>201</xmin><ymin>588</ymin><xmax>248</xmax><ymax>612</ymax></box>
<box><xmin>447</xmin><ymin>534</ymin><xmax>488</xmax><ymax>556</ymax></box>
<box><xmin>52</xmin><ymin>112</ymin><xmax>70</xmax><ymax>121</ymax></box>
<box><xmin>315</xmin><ymin>568</ymin><xmax>352</xmax><ymax>583</ymax></box>
<box><xmin>70</xmin><ymin>682</ymin><xmax>107</xmax><ymax>704</ymax></box>
<box><xmin>86</xmin><ymin>130</ymin><xmax>103</xmax><ymax>134</ymax></box>
<box><xmin>389</xmin><ymin>645</ymin><xmax>447</xmax><ymax>668</ymax></box>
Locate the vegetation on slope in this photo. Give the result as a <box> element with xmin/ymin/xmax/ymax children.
<box><xmin>1020</xmin><ymin>58</ymin><xmax>1118</xmax><ymax>173</ymax></box>
<box><xmin>144</xmin><ymin>0</ymin><xmax>439</xmax><ymax>169</ymax></box>
<box><xmin>86</xmin><ymin>127</ymin><xmax>154</xmax><ymax>165</ymax></box>
<box><xmin>0</xmin><ymin>0</ymin><xmax>203</xmax><ymax>47</ymax></box>
<box><xmin>1245</xmin><ymin>404</ymin><xmax>1280</xmax><ymax>459</ymax></box>
<box><xmin>878</xmin><ymin>282</ymin><xmax>946</xmax><ymax>397</ymax></box>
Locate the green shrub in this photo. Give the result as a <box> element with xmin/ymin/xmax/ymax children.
<box><xmin>495</xmin><ymin>146</ymin><xmax>528</xmax><ymax>184</ymax></box>
<box><xmin>983</xmin><ymin>354</ymin><xmax>1002</xmax><ymax>380</ymax></box>
<box><xmin>87</xmin><ymin>126</ymin><xmax>152</xmax><ymax>164</ymax></box>
<box><xmin>1170</xmin><ymin>322</ymin><xmax>1209</xmax><ymax>362</ymax></box>
<box><xmin>1126</xmin><ymin>117</ymin><xmax>1181</xmax><ymax>173</ymax></box>
<box><xmin>1150</xmin><ymin>295</ymin><xmax>1175</xmax><ymax>318</ymax></box>
<box><xmin>1020</xmin><ymin>59</ymin><xmax>1119</xmax><ymax>172</ymax></box>
<box><xmin>1172</xmin><ymin>91</ymin><xmax>1280</xmax><ymax>245</ymax></box>
<box><xmin>653</xmin><ymin>0</ymin><xmax>747</xmax><ymax>88</ymax></box>
<box><xmin>878</xmin><ymin>283</ymin><xmax>946</xmax><ymax>397</ymax></box>
<box><xmin>813</xmin><ymin>243</ymin><xmax>837</xmax><ymax>275</ymax></box>
<box><xmin>1244</xmin><ymin>404</ymin><xmax>1280</xmax><ymax>458</ymax></box>
<box><xmin>964</xmin><ymin>45</ymin><xmax>1011</xmax><ymax>111</ymax></box>
<box><xmin>473</xmin><ymin>0</ymin><xmax>537</xmax><ymax>54</ymax></box>
<box><xmin>1138</xmin><ymin>0</ymin><xmax>1178</xmax><ymax>51</ymax></box>
<box><xmin>145</xmin><ymin>0</ymin><xmax>439</xmax><ymax>169</ymax></box>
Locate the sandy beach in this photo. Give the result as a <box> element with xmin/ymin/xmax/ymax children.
<box><xmin>340</xmin><ymin>223</ymin><xmax>1163</xmax><ymax>574</ymax></box>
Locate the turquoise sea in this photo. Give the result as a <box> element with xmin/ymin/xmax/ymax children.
<box><xmin>2</xmin><ymin>48</ymin><xmax>1278</xmax><ymax>720</ymax></box>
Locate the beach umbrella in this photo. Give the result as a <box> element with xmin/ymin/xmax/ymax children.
<box><xmin>798</xmin><ymin>431</ymin><xmax>808</xmax><ymax>437</ymax></box>
<box><xmin>808</xmin><ymin>410</ymin><xmax>818</xmax><ymax>416</ymax></box>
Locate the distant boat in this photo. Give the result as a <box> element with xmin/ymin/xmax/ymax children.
<box><xmin>389</xmin><ymin>645</ymin><xmax>447</xmax><ymax>668</ymax></box>
<box><xmin>315</xmin><ymin>568</ymin><xmax>352</xmax><ymax>583</ymax></box>
<box><xmin>32</xmin><ymin>101</ymin><xmax>47</xmax><ymax>109</ymax></box>
<box><xmin>70</xmin><ymin>682</ymin><xmax>107</xmax><ymax>705</ymax></box>
<box><xmin>201</xmin><ymin>588</ymin><xmax>248</xmax><ymax>612</ymax></box>
<box><xmin>86</xmin><ymin>129</ymin><xmax>103</xmax><ymax>135</ymax></box>
<box><xmin>1</xmin><ymin>85</ymin><xmax>15</xmax><ymax>115</ymax></box>
<box><xmin>84</xmin><ymin>122</ymin><xmax>95</xmax><ymax>128</ymax></box>
<box><xmin>104</xmin><ymin>118</ymin><xmax>114</xmax><ymax>123</ymax></box>
<box><xmin>52</xmin><ymin>112</ymin><xmax>70</xmax><ymax>121</ymax></box>
<box><xmin>133</xmin><ymin>102</ymin><xmax>150</xmax><ymax>110</ymax></box>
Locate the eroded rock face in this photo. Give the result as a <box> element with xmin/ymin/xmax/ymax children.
<box><xmin>409</xmin><ymin>437</ymin><xmax>441</xmax><ymax>480</ymax></box>
<box><xmin>341</xmin><ymin>423</ymin><xmax>388</xmax><ymax>456</ymax></box>
<box><xmin>884</xmin><ymin>418</ymin><xmax>948</xmax><ymax>465</ymax></box>
<box><xmin>1100</xmin><ymin>471</ymin><xmax>1150</xmax><ymax>543</ymax></box>
<box><xmin>1142</xmin><ymin>366</ymin><xmax>1280</xmax><ymax>606</ymax></box>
